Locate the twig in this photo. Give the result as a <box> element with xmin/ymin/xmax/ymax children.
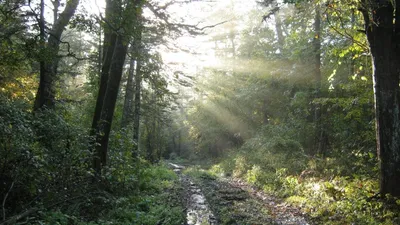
<box><xmin>2</xmin><ymin>181</ymin><xmax>15</xmax><ymax>221</ymax></box>
<box><xmin>0</xmin><ymin>207</ymin><xmax>38</xmax><ymax>225</ymax></box>
<box><xmin>324</xmin><ymin>6</ymin><xmax>369</xmax><ymax>51</ymax></box>
<box><xmin>145</xmin><ymin>1</ymin><xmax>228</xmax><ymax>35</ymax></box>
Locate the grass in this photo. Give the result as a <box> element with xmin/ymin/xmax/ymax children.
<box><xmin>34</xmin><ymin>163</ymin><xmax>186</xmax><ymax>225</ymax></box>
<box><xmin>203</xmin><ymin>149</ymin><xmax>400</xmax><ymax>224</ymax></box>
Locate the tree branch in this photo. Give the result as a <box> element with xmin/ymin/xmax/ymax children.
<box><xmin>325</xmin><ymin>5</ymin><xmax>369</xmax><ymax>51</ymax></box>
<box><xmin>2</xmin><ymin>181</ymin><xmax>15</xmax><ymax>221</ymax></box>
<box><xmin>145</xmin><ymin>1</ymin><xmax>228</xmax><ymax>35</ymax></box>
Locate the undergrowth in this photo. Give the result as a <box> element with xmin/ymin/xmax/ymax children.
<box><xmin>205</xmin><ymin>138</ymin><xmax>400</xmax><ymax>224</ymax></box>
<box><xmin>0</xmin><ymin>98</ymin><xmax>185</xmax><ymax>225</ymax></box>
<box><xmin>36</xmin><ymin>162</ymin><xmax>185</xmax><ymax>225</ymax></box>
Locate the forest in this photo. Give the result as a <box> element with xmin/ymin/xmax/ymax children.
<box><xmin>1</xmin><ymin>0</ymin><xmax>400</xmax><ymax>224</ymax></box>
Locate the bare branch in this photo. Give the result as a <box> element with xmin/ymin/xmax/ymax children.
<box><xmin>145</xmin><ymin>1</ymin><xmax>228</xmax><ymax>35</ymax></box>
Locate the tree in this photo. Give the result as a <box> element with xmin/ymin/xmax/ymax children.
<box><xmin>313</xmin><ymin>3</ymin><xmax>324</xmax><ymax>154</ymax></box>
<box><xmin>278</xmin><ymin>0</ymin><xmax>400</xmax><ymax>197</ymax></box>
<box><xmin>34</xmin><ymin>0</ymin><xmax>80</xmax><ymax>110</ymax></box>
<box><xmin>121</xmin><ymin>51</ymin><xmax>136</xmax><ymax>127</ymax></box>
<box><xmin>91</xmin><ymin>0</ymin><xmax>118</xmax><ymax>173</ymax></box>
<box><xmin>94</xmin><ymin>35</ymin><xmax>128</xmax><ymax>173</ymax></box>
<box><xmin>358</xmin><ymin>0</ymin><xmax>400</xmax><ymax>197</ymax></box>
<box><xmin>92</xmin><ymin>0</ymin><xmax>144</xmax><ymax>173</ymax></box>
<box><xmin>132</xmin><ymin>21</ymin><xmax>143</xmax><ymax>157</ymax></box>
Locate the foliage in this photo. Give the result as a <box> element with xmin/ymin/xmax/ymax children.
<box><xmin>0</xmin><ymin>94</ymin><xmax>185</xmax><ymax>224</ymax></box>
<box><xmin>0</xmin><ymin>1</ymin><xmax>30</xmax><ymax>84</ymax></box>
<box><xmin>205</xmin><ymin>144</ymin><xmax>399</xmax><ymax>224</ymax></box>
<box><xmin>32</xmin><ymin>163</ymin><xmax>184</xmax><ymax>225</ymax></box>
<box><xmin>105</xmin><ymin>128</ymin><xmax>138</xmax><ymax>192</ymax></box>
<box><xmin>181</xmin><ymin>1</ymin><xmax>388</xmax><ymax>222</ymax></box>
<box><xmin>1</xmin><ymin>0</ymin><xmax>399</xmax><ymax>223</ymax></box>
<box><xmin>0</xmin><ymin>97</ymin><xmax>93</xmax><ymax>221</ymax></box>
<box><xmin>96</xmin><ymin>164</ymin><xmax>185</xmax><ymax>225</ymax></box>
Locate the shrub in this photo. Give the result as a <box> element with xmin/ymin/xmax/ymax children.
<box><xmin>0</xmin><ymin>98</ymin><xmax>94</xmax><ymax>223</ymax></box>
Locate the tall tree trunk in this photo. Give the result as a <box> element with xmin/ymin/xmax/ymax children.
<box><xmin>132</xmin><ymin>22</ymin><xmax>143</xmax><ymax>157</ymax></box>
<box><xmin>94</xmin><ymin>36</ymin><xmax>128</xmax><ymax>173</ymax></box>
<box><xmin>360</xmin><ymin>0</ymin><xmax>400</xmax><ymax>197</ymax></box>
<box><xmin>36</xmin><ymin>0</ymin><xmax>48</xmax><ymax>109</ymax></box>
<box><xmin>34</xmin><ymin>0</ymin><xmax>80</xmax><ymax>110</ymax></box>
<box><xmin>313</xmin><ymin>4</ymin><xmax>323</xmax><ymax>154</ymax></box>
<box><xmin>350</xmin><ymin>9</ymin><xmax>355</xmax><ymax>76</ymax></box>
<box><xmin>98</xmin><ymin>24</ymin><xmax>102</xmax><ymax>76</ymax></box>
<box><xmin>91</xmin><ymin>33</ymin><xmax>117</xmax><ymax>135</ymax></box>
<box><xmin>91</xmin><ymin>0</ymin><xmax>144</xmax><ymax>174</ymax></box>
<box><xmin>101</xmin><ymin>0</ymin><xmax>116</xmax><ymax>62</ymax></box>
<box><xmin>91</xmin><ymin>0</ymin><xmax>118</xmax><ymax>136</ymax></box>
<box><xmin>91</xmin><ymin>32</ymin><xmax>117</xmax><ymax>172</ymax></box>
<box><xmin>52</xmin><ymin>0</ymin><xmax>59</xmax><ymax>25</ymax></box>
<box><xmin>121</xmin><ymin>53</ymin><xmax>136</xmax><ymax>127</ymax></box>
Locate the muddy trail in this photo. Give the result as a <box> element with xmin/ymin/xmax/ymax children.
<box><xmin>169</xmin><ymin>163</ymin><xmax>310</xmax><ymax>225</ymax></box>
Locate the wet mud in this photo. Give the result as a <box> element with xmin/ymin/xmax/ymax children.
<box><xmin>169</xmin><ymin>163</ymin><xmax>310</xmax><ymax>225</ymax></box>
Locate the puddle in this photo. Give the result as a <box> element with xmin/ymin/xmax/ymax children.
<box><xmin>186</xmin><ymin>181</ymin><xmax>217</xmax><ymax>225</ymax></box>
<box><xmin>168</xmin><ymin>163</ymin><xmax>217</xmax><ymax>225</ymax></box>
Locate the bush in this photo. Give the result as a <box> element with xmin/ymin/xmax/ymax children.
<box><xmin>100</xmin><ymin>163</ymin><xmax>184</xmax><ymax>225</ymax></box>
<box><xmin>0</xmin><ymin>98</ymin><xmax>94</xmax><ymax>223</ymax></box>
<box><xmin>202</xmin><ymin>122</ymin><xmax>399</xmax><ymax>224</ymax></box>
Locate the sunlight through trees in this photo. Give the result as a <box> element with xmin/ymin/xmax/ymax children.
<box><xmin>1</xmin><ymin>0</ymin><xmax>400</xmax><ymax>224</ymax></box>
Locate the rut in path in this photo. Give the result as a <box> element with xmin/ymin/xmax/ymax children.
<box><xmin>170</xmin><ymin>163</ymin><xmax>217</xmax><ymax>225</ymax></box>
<box><xmin>228</xmin><ymin>178</ymin><xmax>310</xmax><ymax>225</ymax></box>
<box><xmin>182</xmin><ymin>176</ymin><xmax>218</xmax><ymax>225</ymax></box>
<box><xmin>170</xmin><ymin>163</ymin><xmax>310</xmax><ymax>225</ymax></box>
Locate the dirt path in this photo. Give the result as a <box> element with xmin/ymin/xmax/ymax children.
<box><xmin>228</xmin><ymin>178</ymin><xmax>309</xmax><ymax>225</ymax></box>
<box><xmin>181</xmin><ymin>175</ymin><xmax>218</xmax><ymax>225</ymax></box>
<box><xmin>169</xmin><ymin>163</ymin><xmax>310</xmax><ymax>225</ymax></box>
<box><xmin>170</xmin><ymin>163</ymin><xmax>217</xmax><ymax>225</ymax></box>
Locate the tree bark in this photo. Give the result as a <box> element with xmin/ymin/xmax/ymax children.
<box><xmin>91</xmin><ymin>32</ymin><xmax>117</xmax><ymax>172</ymax></box>
<box><xmin>52</xmin><ymin>0</ymin><xmax>59</xmax><ymax>25</ymax></box>
<box><xmin>91</xmin><ymin>0</ymin><xmax>144</xmax><ymax>173</ymax></box>
<box><xmin>91</xmin><ymin>32</ymin><xmax>117</xmax><ymax>135</ymax></box>
<box><xmin>98</xmin><ymin>24</ymin><xmax>102</xmax><ymax>77</ymax></box>
<box><xmin>360</xmin><ymin>0</ymin><xmax>400</xmax><ymax>197</ymax></box>
<box><xmin>94</xmin><ymin>36</ymin><xmax>128</xmax><ymax>173</ymax></box>
<box><xmin>101</xmin><ymin>0</ymin><xmax>117</xmax><ymax>61</ymax></box>
<box><xmin>132</xmin><ymin>21</ymin><xmax>143</xmax><ymax>157</ymax></box>
<box><xmin>313</xmin><ymin>4</ymin><xmax>324</xmax><ymax>154</ymax></box>
<box><xmin>34</xmin><ymin>0</ymin><xmax>80</xmax><ymax>110</ymax></box>
<box><xmin>90</xmin><ymin>0</ymin><xmax>119</xmax><ymax>137</ymax></box>
<box><xmin>121</xmin><ymin>52</ymin><xmax>136</xmax><ymax>127</ymax></box>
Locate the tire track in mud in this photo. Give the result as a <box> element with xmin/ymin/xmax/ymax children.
<box><xmin>170</xmin><ymin>163</ymin><xmax>217</xmax><ymax>225</ymax></box>
<box><xmin>228</xmin><ymin>178</ymin><xmax>310</xmax><ymax>225</ymax></box>
<box><xmin>169</xmin><ymin>163</ymin><xmax>310</xmax><ymax>225</ymax></box>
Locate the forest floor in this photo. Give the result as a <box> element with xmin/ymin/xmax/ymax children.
<box><xmin>170</xmin><ymin>163</ymin><xmax>310</xmax><ymax>225</ymax></box>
